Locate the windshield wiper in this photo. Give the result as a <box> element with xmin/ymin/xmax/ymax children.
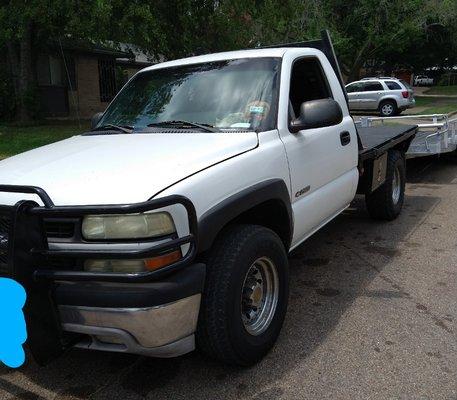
<box><xmin>147</xmin><ymin>120</ymin><xmax>218</xmax><ymax>133</ymax></box>
<box><xmin>92</xmin><ymin>124</ymin><xmax>133</xmax><ymax>134</ymax></box>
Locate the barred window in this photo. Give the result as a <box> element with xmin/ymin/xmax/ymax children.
<box><xmin>98</xmin><ymin>59</ymin><xmax>117</xmax><ymax>102</ymax></box>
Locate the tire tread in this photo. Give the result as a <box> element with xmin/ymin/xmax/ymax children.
<box><xmin>197</xmin><ymin>224</ymin><xmax>286</xmax><ymax>365</ymax></box>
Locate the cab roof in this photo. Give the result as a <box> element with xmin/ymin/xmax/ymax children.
<box><xmin>140</xmin><ymin>47</ymin><xmax>320</xmax><ymax>73</ymax></box>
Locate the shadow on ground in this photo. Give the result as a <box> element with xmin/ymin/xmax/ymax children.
<box><xmin>407</xmin><ymin>155</ymin><xmax>457</xmax><ymax>185</ymax></box>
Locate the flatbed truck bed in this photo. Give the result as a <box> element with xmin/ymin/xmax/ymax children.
<box><xmin>357</xmin><ymin>125</ymin><xmax>417</xmax><ymax>161</ymax></box>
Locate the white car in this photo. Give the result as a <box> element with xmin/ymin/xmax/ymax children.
<box><xmin>0</xmin><ymin>32</ymin><xmax>417</xmax><ymax>367</ymax></box>
<box><xmin>414</xmin><ymin>75</ymin><xmax>434</xmax><ymax>86</ymax></box>
<box><xmin>346</xmin><ymin>77</ymin><xmax>415</xmax><ymax>117</ymax></box>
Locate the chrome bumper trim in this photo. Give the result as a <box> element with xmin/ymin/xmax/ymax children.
<box><xmin>63</xmin><ymin>323</ymin><xmax>195</xmax><ymax>358</ymax></box>
<box><xmin>59</xmin><ymin>294</ymin><xmax>201</xmax><ymax>350</ymax></box>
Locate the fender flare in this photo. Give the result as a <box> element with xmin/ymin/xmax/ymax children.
<box><xmin>197</xmin><ymin>179</ymin><xmax>293</xmax><ymax>253</ymax></box>
<box><xmin>378</xmin><ymin>97</ymin><xmax>399</xmax><ymax>108</ymax></box>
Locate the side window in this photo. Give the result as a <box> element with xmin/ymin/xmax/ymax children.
<box><xmin>362</xmin><ymin>82</ymin><xmax>383</xmax><ymax>91</ymax></box>
<box><xmin>346</xmin><ymin>82</ymin><xmax>362</xmax><ymax>93</ymax></box>
<box><xmin>385</xmin><ymin>81</ymin><xmax>401</xmax><ymax>90</ymax></box>
<box><xmin>289</xmin><ymin>58</ymin><xmax>331</xmax><ymax>118</ymax></box>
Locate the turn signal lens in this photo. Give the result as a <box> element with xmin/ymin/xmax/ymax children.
<box><xmin>84</xmin><ymin>250</ymin><xmax>182</xmax><ymax>273</ymax></box>
<box><xmin>144</xmin><ymin>250</ymin><xmax>182</xmax><ymax>271</ymax></box>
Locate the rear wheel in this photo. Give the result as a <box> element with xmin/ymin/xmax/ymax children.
<box><xmin>197</xmin><ymin>225</ymin><xmax>289</xmax><ymax>366</ymax></box>
<box><xmin>365</xmin><ymin>150</ymin><xmax>405</xmax><ymax>220</ymax></box>
<box><xmin>379</xmin><ymin>100</ymin><xmax>397</xmax><ymax>117</ymax></box>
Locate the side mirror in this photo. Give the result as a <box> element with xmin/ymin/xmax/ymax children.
<box><xmin>290</xmin><ymin>98</ymin><xmax>343</xmax><ymax>133</ymax></box>
<box><xmin>91</xmin><ymin>112</ymin><xmax>104</xmax><ymax>129</ymax></box>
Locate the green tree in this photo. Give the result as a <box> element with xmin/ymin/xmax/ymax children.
<box><xmin>0</xmin><ymin>0</ymin><xmax>160</xmax><ymax>123</ymax></box>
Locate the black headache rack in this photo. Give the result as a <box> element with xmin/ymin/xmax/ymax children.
<box><xmin>0</xmin><ymin>184</ymin><xmax>198</xmax><ymax>365</ymax></box>
<box><xmin>259</xmin><ymin>29</ymin><xmax>348</xmax><ymax>104</ymax></box>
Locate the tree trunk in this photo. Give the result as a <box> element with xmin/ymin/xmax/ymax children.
<box><xmin>6</xmin><ymin>43</ymin><xmax>20</xmax><ymax>101</ymax></box>
<box><xmin>17</xmin><ymin>23</ymin><xmax>34</xmax><ymax>124</ymax></box>
<box><xmin>347</xmin><ymin>40</ymin><xmax>372</xmax><ymax>83</ymax></box>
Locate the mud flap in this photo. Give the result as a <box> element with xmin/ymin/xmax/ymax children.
<box><xmin>10</xmin><ymin>201</ymin><xmax>69</xmax><ymax>365</ymax></box>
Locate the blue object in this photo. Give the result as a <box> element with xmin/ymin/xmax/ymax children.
<box><xmin>0</xmin><ymin>278</ymin><xmax>27</xmax><ymax>368</ymax></box>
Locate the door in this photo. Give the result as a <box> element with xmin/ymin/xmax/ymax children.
<box><xmin>358</xmin><ymin>81</ymin><xmax>384</xmax><ymax>110</ymax></box>
<box><xmin>345</xmin><ymin>82</ymin><xmax>363</xmax><ymax>110</ymax></box>
<box><xmin>281</xmin><ymin>57</ymin><xmax>358</xmax><ymax>247</ymax></box>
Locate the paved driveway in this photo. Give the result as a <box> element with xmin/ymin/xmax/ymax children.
<box><xmin>1</xmin><ymin>156</ymin><xmax>457</xmax><ymax>400</ymax></box>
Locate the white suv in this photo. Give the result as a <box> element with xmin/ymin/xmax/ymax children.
<box><xmin>346</xmin><ymin>77</ymin><xmax>415</xmax><ymax>117</ymax></box>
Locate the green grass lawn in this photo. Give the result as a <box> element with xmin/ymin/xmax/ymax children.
<box><xmin>0</xmin><ymin>122</ymin><xmax>88</xmax><ymax>160</ymax></box>
<box><xmin>424</xmin><ymin>85</ymin><xmax>457</xmax><ymax>96</ymax></box>
<box><xmin>410</xmin><ymin>96</ymin><xmax>457</xmax><ymax>115</ymax></box>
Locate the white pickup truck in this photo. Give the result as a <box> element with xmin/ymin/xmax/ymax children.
<box><xmin>0</xmin><ymin>32</ymin><xmax>416</xmax><ymax>366</ymax></box>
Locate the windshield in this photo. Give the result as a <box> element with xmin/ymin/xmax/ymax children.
<box><xmin>97</xmin><ymin>57</ymin><xmax>280</xmax><ymax>132</ymax></box>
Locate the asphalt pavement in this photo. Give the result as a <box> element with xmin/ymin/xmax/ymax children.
<box><xmin>1</xmin><ymin>156</ymin><xmax>457</xmax><ymax>400</ymax></box>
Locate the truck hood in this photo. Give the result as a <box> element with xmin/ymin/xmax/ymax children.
<box><xmin>0</xmin><ymin>132</ymin><xmax>258</xmax><ymax>206</ymax></box>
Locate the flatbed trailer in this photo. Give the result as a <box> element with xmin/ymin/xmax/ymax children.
<box><xmin>359</xmin><ymin>114</ymin><xmax>457</xmax><ymax>158</ymax></box>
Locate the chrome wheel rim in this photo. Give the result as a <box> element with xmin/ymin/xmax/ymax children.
<box><xmin>241</xmin><ymin>256</ymin><xmax>279</xmax><ymax>336</ymax></box>
<box><xmin>382</xmin><ymin>104</ymin><xmax>394</xmax><ymax>116</ymax></box>
<box><xmin>392</xmin><ymin>166</ymin><xmax>401</xmax><ymax>204</ymax></box>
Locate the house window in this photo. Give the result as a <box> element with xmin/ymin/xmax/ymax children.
<box><xmin>37</xmin><ymin>54</ymin><xmax>77</xmax><ymax>89</ymax></box>
<box><xmin>98</xmin><ymin>59</ymin><xmax>117</xmax><ymax>102</ymax></box>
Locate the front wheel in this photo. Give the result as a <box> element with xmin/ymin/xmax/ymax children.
<box><xmin>197</xmin><ymin>225</ymin><xmax>289</xmax><ymax>366</ymax></box>
<box><xmin>365</xmin><ymin>150</ymin><xmax>406</xmax><ymax>220</ymax></box>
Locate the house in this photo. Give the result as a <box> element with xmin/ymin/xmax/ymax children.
<box><xmin>36</xmin><ymin>41</ymin><xmax>154</xmax><ymax>119</ymax></box>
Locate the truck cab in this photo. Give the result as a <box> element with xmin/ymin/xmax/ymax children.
<box><xmin>0</xmin><ymin>32</ymin><xmax>416</xmax><ymax>367</ymax></box>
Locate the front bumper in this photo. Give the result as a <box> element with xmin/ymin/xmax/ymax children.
<box><xmin>56</xmin><ymin>263</ymin><xmax>205</xmax><ymax>357</ymax></box>
<box><xmin>0</xmin><ymin>184</ymin><xmax>201</xmax><ymax>363</ymax></box>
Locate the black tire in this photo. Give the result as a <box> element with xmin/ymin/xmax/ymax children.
<box><xmin>379</xmin><ymin>100</ymin><xmax>397</xmax><ymax>117</ymax></box>
<box><xmin>365</xmin><ymin>150</ymin><xmax>405</xmax><ymax>221</ymax></box>
<box><xmin>197</xmin><ymin>224</ymin><xmax>289</xmax><ymax>366</ymax></box>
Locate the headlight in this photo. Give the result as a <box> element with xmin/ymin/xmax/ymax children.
<box><xmin>82</xmin><ymin>212</ymin><xmax>175</xmax><ymax>240</ymax></box>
